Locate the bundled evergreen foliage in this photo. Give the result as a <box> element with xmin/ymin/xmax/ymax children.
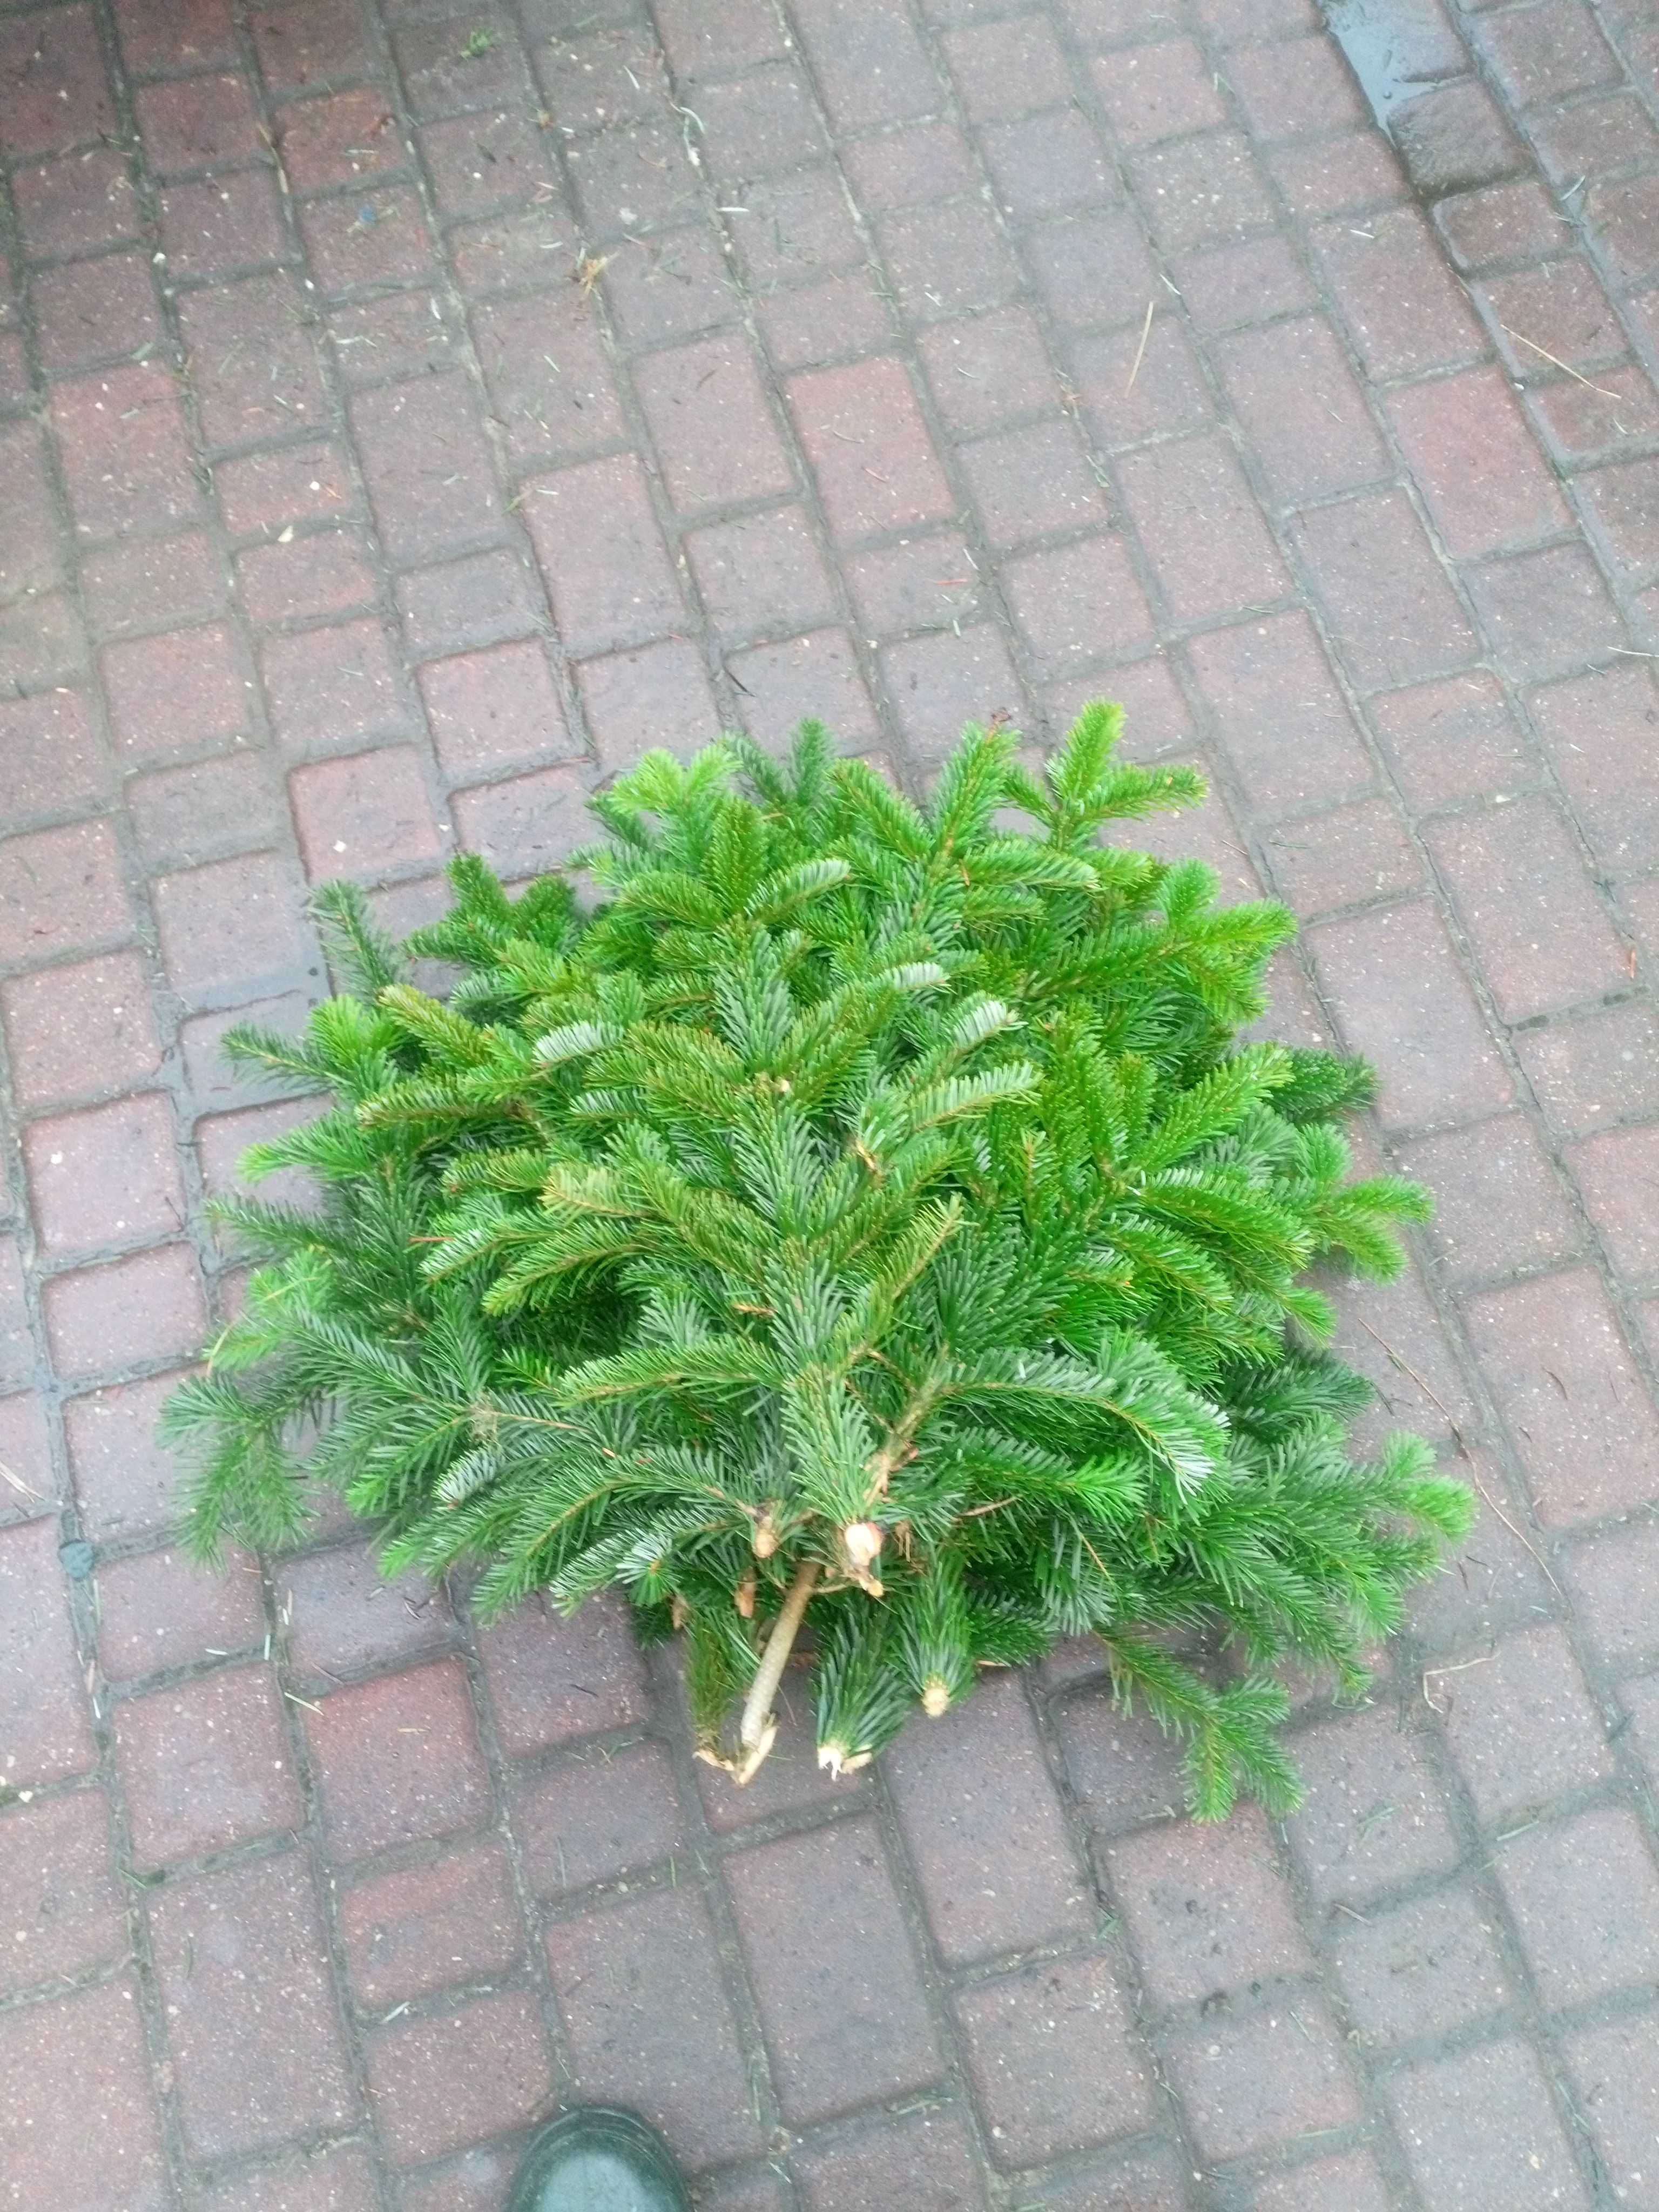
<box><xmin>165</xmin><ymin>709</ymin><xmax>1471</xmax><ymax>1811</ymax></box>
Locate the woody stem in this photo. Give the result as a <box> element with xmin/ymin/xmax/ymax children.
<box><xmin>738</xmin><ymin>1557</ymin><xmax>821</xmax><ymax>1752</ymax></box>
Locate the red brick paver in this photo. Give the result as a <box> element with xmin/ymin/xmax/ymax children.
<box><xmin>4</xmin><ymin>0</ymin><xmax>1659</xmax><ymax>2203</ymax></box>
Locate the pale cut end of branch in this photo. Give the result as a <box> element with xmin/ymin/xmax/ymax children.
<box><xmin>841</xmin><ymin>1519</ymin><xmax>886</xmax><ymax>1594</ymax></box>
<box><xmin>921</xmin><ymin>1676</ymin><xmax>952</xmax><ymax>1717</ymax></box>
<box><xmin>696</xmin><ymin>1719</ymin><xmax>778</xmax><ymax>1786</ymax></box>
<box><xmin>817</xmin><ymin>1742</ymin><xmax>874</xmax><ymax>1777</ymax></box>
<box><xmin>842</xmin><ymin>1519</ymin><xmax>883</xmax><ymax>1568</ymax></box>
<box><xmin>733</xmin><ymin>1722</ymin><xmax>777</xmax><ymax>1784</ymax></box>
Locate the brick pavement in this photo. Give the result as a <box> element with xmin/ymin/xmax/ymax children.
<box><xmin>2</xmin><ymin>0</ymin><xmax>1659</xmax><ymax>2203</ymax></box>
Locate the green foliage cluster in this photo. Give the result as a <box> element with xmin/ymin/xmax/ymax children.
<box><xmin>165</xmin><ymin>709</ymin><xmax>1471</xmax><ymax>1810</ymax></box>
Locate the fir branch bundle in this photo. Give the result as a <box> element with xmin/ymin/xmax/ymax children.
<box><xmin>164</xmin><ymin>709</ymin><xmax>1471</xmax><ymax>1813</ymax></box>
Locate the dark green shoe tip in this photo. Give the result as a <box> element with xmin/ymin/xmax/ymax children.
<box><xmin>505</xmin><ymin>2107</ymin><xmax>692</xmax><ymax>2212</ymax></box>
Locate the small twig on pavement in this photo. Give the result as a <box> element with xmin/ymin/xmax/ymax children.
<box><xmin>1125</xmin><ymin>298</ymin><xmax>1155</xmax><ymax>394</ymax></box>
<box><xmin>1499</xmin><ymin>324</ymin><xmax>1622</xmax><ymax>400</ymax></box>
<box><xmin>1422</xmin><ymin>1652</ymin><xmax>1494</xmax><ymax>1714</ymax></box>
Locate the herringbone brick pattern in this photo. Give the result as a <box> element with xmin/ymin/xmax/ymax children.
<box><xmin>3</xmin><ymin>0</ymin><xmax>1658</xmax><ymax>2204</ymax></box>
